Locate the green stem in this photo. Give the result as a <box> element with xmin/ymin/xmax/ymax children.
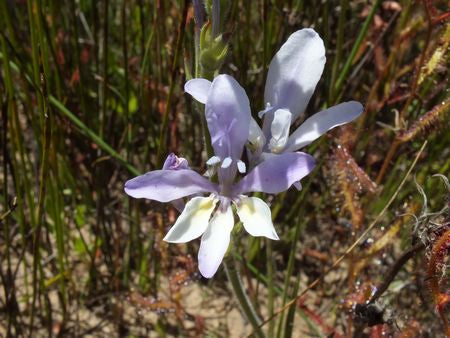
<box><xmin>276</xmin><ymin>216</ymin><xmax>308</xmax><ymax>338</ymax></box>
<box><xmin>333</xmin><ymin>0</ymin><xmax>382</xmax><ymax>97</ymax></box>
<box><xmin>0</xmin><ymin>51</ymin><xmax>139</xmax><ymax>177</ymax></box>
<box><xmin>99</xmin><ymin>0</ymin><xmax>109</xmax><ymax>139</ymax></box>
<box><xmin>196</xmin><ymin>65</ymin><xmax>214</xmax><ymax>160</ymax></box>
<box><xmin>276</xmin><ymin>171</ymin><xmax>316</xmax><ymax>337</ymax></box>
<box><xmin>328</xmin><ymin>0</ymin><xmax>348</xmax><ymax>104</ymax></box>
<box><xmin>224</xmin><ymin>257</ymin><xmax>266</xmax><ymax>338</ymax></box>
<box><xmin>266</xmin><ymin>240</ymin><xmax>275</xmax><ymax>337</ymax></box>
<box><xmin>195</xmin><ymin>100</ymin><xmax>214</xmax><ymax>159</ymax></box>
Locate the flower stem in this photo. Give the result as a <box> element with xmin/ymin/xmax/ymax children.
<box><xmin>224</xmin><ymin>256</ymin><xmax>266</xmax><ymax>338</ymax></box>
<box><xmin>197</xmin><ymin>71</ymin><xmax>214</xmax><ymax>159</ymax></box>
<box><xmin>266</xmin><ymin>240</ymin><xmax>275</xmax><ymax>337</ymax></box>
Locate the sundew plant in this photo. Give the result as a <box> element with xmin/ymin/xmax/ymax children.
<box><xmin>0</xmin><ymin>0</ymin><xmax>449</xmax><ymax>337</ymax></box>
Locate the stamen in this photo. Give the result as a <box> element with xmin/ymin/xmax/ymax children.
<box><xmin>206</xmin><ymin>156</ymin><xmax>221</xmax><ymax>166</ymax></box>
<box><xmin>258</xmin><ymin>102</ymin><xmax>272</xmax><ymax>118</ymax></box>
<box><xmin>221</xmin><ymin>157</ymin><xmax>232</xmax><ymax>168</ymax></box>
<box><xmin>237</xmin><ymin>160</ymin><xmax>246</xmax><ymax>173</ymax></box>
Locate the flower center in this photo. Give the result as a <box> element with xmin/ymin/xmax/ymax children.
<box><xmin>206</xmin><ymin>156</ymin><xmax>246</xmax><ymax>174</ymax></box>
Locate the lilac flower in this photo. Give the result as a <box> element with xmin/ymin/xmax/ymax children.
<box><xmin>125</xmin><ymin>75</ymin><xmax>315</xmax><ymax>278</ymax></box>
<box><xmin>162</xmin><ymin>153</ymin><xmax>189</xmax><ymax>170</ymax></box>
<box><xmin>247</xmin><ymin>28</ymin><xmax>364</xmax><ymax>162</ymax></box>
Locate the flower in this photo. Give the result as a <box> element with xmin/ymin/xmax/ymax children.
<box><xmin>247</xmin><ymin>28</ymin><xmax>364</xmax><ymax>163</ymax></box>
<box><xmin>125</xmin><ymin>75</ymin><xmax>315</xmax><ymax>278</ymax></box>
<box><xmin>162</xmin><ymin>153</ymin><xmax>190</xmax><ymax>212</ymax></box>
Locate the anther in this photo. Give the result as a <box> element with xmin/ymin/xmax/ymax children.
<box><xmin>206</xmin><ymin>156</ymin><xmax>221</xmax><ymax>166</ymax></box>
<box><xmin>221</xmin><ymin>157</ymin><xmax>232</xmax><ymax>168</ymax></box>
<box><xmin>237</xmin><ymin>160</ymin><xmax>246</xmax><ymax>173</ymax></box>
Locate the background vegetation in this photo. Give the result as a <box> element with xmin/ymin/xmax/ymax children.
<box><xmin>0</xmin><ymin>0</ymin><xmax>448</xmax><ymax>336</ymax></box>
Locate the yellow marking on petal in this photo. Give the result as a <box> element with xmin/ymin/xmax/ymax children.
<box><xmin>192</xmin><ymin>197</ymin><xmax>216</xmax><ymax>218</ymax></box>
<box><xmin>236</xmin><ymin>196</ymin><xmax>279</xmax><ymax>240</ymax></box>
<box><xmin>163</xmin><ymin>196</ymin><xmax>218</xmax><ymax>243</ymax></box>
<box><xmin>238</xmin><ymin>198</ymin><xmax>256</xmax><ymax>215</ymax></box>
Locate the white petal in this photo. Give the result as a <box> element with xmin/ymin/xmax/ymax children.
<box><xmin>184</xmin><ymin>78</ymin><xmax>212</xmax><ymax>104</ymax></box>
<box><xmin>248</xmin><ymin>117</ymin><xmax>266</xmax><ymax>152</ymax></box>
<box><xmin>264</xmin><ymin>28</ymin><xmax>326</xmax><ymax>122</ymax></box>
<box><xmin>284</xmin><ymin>101</ymin><xmax>364</xmax><ymax>152</ymax></box>
<box><xmin>198</xmin><ymin>206</ymin><xmax>234</xmax><ymax>278</ymax></box>
<box><xmin>163</xmin><ymin>196</ymin><xmax>217</xmax><ymax>243</ymax></box>
<box><xmin>268</xmin><ymin>109</ymin><xmax>291</xmax><ymax>153</ymax></box>
<box><xmin>235</xmin><ymin>196</ymin><xmax>279</xmax><ymax>240</ymax></box>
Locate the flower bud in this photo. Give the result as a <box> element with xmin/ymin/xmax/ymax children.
<box><xmin>199</xmin><ymin>25</ymin><xmax>228</xmax><ymax>76</ymax></box>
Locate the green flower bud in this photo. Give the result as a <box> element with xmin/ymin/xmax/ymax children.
<box><xmin>200</xmin><ymin>39</ymin><xmax>228</xmax><ymax>73</ymax></box>
<box><xmin>199</xmin><ymin>23</ymin><xmax>228</xmax><ymax>78</ymax></box>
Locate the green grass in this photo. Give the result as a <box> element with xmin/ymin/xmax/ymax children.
<box><xmin>0</xmin><ymin>0</ymin><xmax>449</xmax><ymax>336</ymax></box>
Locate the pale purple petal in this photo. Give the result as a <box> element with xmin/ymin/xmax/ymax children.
<box><xmin>162</xmin><ymin>154</ymin><xmax>190</xmax><ymax>211</ymax></box>
<box><xmin>198</xmin><ymin>205</ymin><xmax>234</xmax><ymax>278</ymax></box>
<box><xmin>284</xmin><ymin>101</ymin><xmax>363</xmax><ymax>152</ymax></box>
<box><xmin>234</xmin><ymin>152</ymin><xmax>315</xmax><ymax>195</ymax></box>
<box><xmin>185</xmin><ymin>78</ymin><xmax>212</xmax><ymax>104</ymax></box>
<box><xmin>263</xmin><ymin>29</ymin><xmax>326</xmax><ymax>128</ymax></box>
<box><xmin>293</xmin><ymin>182</ymin><xmax>302</xmax><ymax>190</ymax></box>
<box><xmin>206</xmin><ymin>74</ymin><xmax>251</xmax><ymax>159</ymax></box>
<box><xmin>124</xmin><ymin>169</ymin><xmax>218</xmax><ymax>202</ymax></box>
